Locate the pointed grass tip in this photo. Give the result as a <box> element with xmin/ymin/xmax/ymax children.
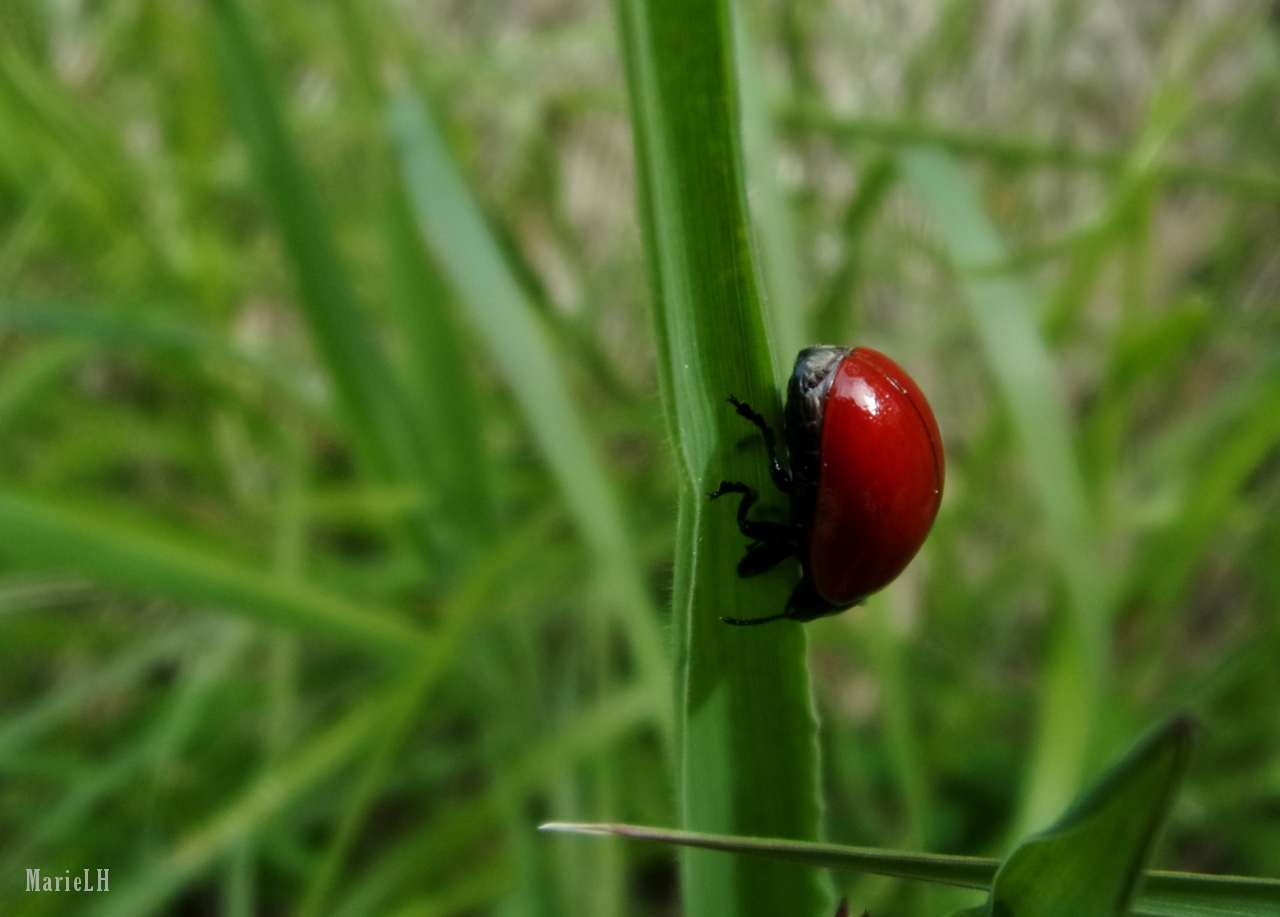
<box><xmin>538</xmin><ymin>822</ymin><xmax>617</xmax><ymax>837</ymax></box>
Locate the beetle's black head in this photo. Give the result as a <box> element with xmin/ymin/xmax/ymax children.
<box><xmin>784</xmin><ymin>345</ymin><xmax>849</xmax><ymax>518</ymax></box>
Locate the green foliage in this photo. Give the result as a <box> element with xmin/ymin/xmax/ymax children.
<box><xmin>1</xmin><ymin>1</ymin><xmax>1280</xmax><ymax>916</ymax></box>
<box><xmin>959</xmin><ymin>717</ymin><xmax>1194</xmax><ymax>917</ymax></box>
<box><xmin>544</xmin><ymin>719</ymin><xmax>1280</xmax><ymax>916</ymax></box>
<box><xmin>616</xmin><ymin>1</ymin><xmax>826</xmax><ymax>915</ymax></box>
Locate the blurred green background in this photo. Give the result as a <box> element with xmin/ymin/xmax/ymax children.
<box><xmin>2</xmin><ymin>1</ymin><xmax>1280</xmax><ymax>916</ymax></box>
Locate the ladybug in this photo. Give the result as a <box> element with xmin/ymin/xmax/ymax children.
<box><xmin>711</xmin><ymin>345</ymin><xmax>944</xmax><ymax>625</ymax></box>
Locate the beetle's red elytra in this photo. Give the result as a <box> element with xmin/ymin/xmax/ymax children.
<box><xmin>710</xmin><ymin>345</ymin><xmax>944</xmax><ymax>625</ymax></box>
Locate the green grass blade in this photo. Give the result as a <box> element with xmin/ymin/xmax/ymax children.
<box><xmin>331</xmin><ymin>0</ymin><xmax>496</xmax><ymax>553</ymax></box>
<box><xmin>387</xmin><ymin>90</ymin><xmax>671</xmax><ymax>733</ymax></box>
<box><xmin>615</xmin><ymin>2</ymin><xmax>827</xmax><ymax>916</ymax></box>
<box><xmin>0</xmin><ymin>623</ymin><xmax>201</xmax><ymax>767</ymax></box>
<box><xmin>0</xmin><ymin>300</ymin><xmax>326</xmax><ymax>415</ymax></box>
<box><xmin>1128</xmin><ymin>361</ymin><xmax>1280</xmax><ymax>615</ymax></box>
<box><xmin>84</xmin><ymin>694</ymin><xmax>383</xmax><ymax>917</ymax></box>
<box><xmin>294</xmin><ymin>518</ymin><xmax>547</xmax><ymax>917</ymax></box>
<box><xmin>977</xmin><ymin>717</ymin><xmax>1194</xmax><ymax>917</ymax></box>
<box><xmin>734</xmin><ymin>1</ymin><xmax>806</xmax><ymax>374</ymax></box>
<box><xmin>0</xmin><ymin>490</ymin><xmax>427</xmax><ymax>656</ymax></box>
<box><xmin>205</xmin><ymin>0</ymin><xmax>430</xmax><ymax>495</ymax></box>
<box><xmin>540</xmin><ymin>823</ymin><xmax>999</xmax><ymax>890</ymax></box>
<box><xmin>296</xmin><ymin>641</ymin><xmax>459</xmax><ymax>917</ymax></box>
<box><xmin>783</xmin><ymin>106</ymin><xmax>1280</xmax><ymax>202</ymax></box>
<box><xmin>538</xmin><ymin>821</ymin><xmax>1280</xmax><ymax>917</ymax></box>
<box><xmin>900</xmin><ymin>146</ymin><xmax>1111</xmax><ymax>840</ymax></box>
<box><xmin>1137</xmin><ymin>874</ymin><xmax>1280</xmax><ymax>917</ymax></box>
<box><xmin>0</xmin><ymin>339</ymin><xmax>88</xmax><ymax>433</ymax></box>
<box><xmin>810</xmin><ymin>155</ymin><xmax>898</xmax><ymax>344</ymax></box>
<box><xmin>331</xmin><ymin>685</ymin><xmax>659</xmax><ymax>917</ymax></box>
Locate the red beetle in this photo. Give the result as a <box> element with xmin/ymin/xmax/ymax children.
<box><xmin>711</xmin><ymin>346</ymin><xmax>944</xmax><ymax>625</ymax></box>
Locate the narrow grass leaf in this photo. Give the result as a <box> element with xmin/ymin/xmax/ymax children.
<box><xmin>537</xmin><ymin>819</ymin><xmax>1280</xmax><ymax>917</ymax></box>
<box><xmin>734</xmin><ymin>1</ymin><xmax>806</xmax><ymax>376</ymax></box>
<box><xmin>783</xmin><ymin>106</ymin><xmax>1280</xmax><ymax>202</ymax></box>
<box><xmin>0</xmin><ymin>339</ymin><xmax>89</xmax><ymax>433</ymax></box>
<box><xmin>85</xmin><ymin>695</ymin><xmax>383</xmax><ymax>917</ymax></box>
<box><xmin>971</xmin><ymin>716</ymin><xmax>1195</xmax><ymax>917</ymax></box>
<box><xmin>901</xmin><ymin>146</ymin><xmax>1110</xmax><ymax>839</ymax></box>
<box><xmin>388</xmin><ymin>90</ymin><xmax>671</xmax><ymax>734</ymax></box>
<box><xmin>0</xmin><ymin>490</ymin><xmax>427</xmax><ymax>656</ymax></box>
<box><xmin>331</xmin><ymin>685</ymin><xmax>659</xmax><ymax>917</ymax></box>
<box><xmin>331</xmin><ymin>0</ymin><xmax>496</xmax><ymax>554</ymax></box>
<box><xmin>811</xmin><ymin>155</ymin><xmax>898</xmax><ymax>345</ymax></box>
<box><xmin>0</xmin><ymin>300</ymin><xmax>325</xmax><ymax>415</ymax></box>
<box><xmin>205</xmin><ymin>0</ymin><xmax>431</xmax><ymax>497</ymax></box>
<box><xmin>1129</xmin><ymin>360</ymin><xmax>1280</xmax><ymax>615</ymax></box>
<box><xmin>294</xmin><ymin>518</ymin><xmax>550</xmax><ymax>917</ymax></box>
<box><xmin>616</xmin><ymin>2</ymin><xmax>827</xmax><ymax>916</ymax></box>
<box><xmin>539</xmin><ymin>823</ymin><xmax>998</xmax><ymax>890</ymax></box>
<box><xmin>1137</xmin><ymin>874</ymin><xmax>1280</xmax><ymax>917</ymax></box>
<box><xmin>0</xmin><ymin>623</ymin><xmax>203</xmax><ymax>766</ymax></box>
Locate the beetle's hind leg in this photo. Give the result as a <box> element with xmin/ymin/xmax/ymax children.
<box><xmin>708</xmin><ymin>481</ymin><xmax>792</xmax><ymax>542</ymax></box>
<box><xmin>737</xmin><ymin>538</ymin><xmax>795</xmax><ymax>578</ymax></box>
<box><xmin>709</xmin><ymin>481</ymin><xmax>797</xmax><ymax>578</ymax></box>
<box><xmin>782</xmin><ymin>575</ymin><xmax>846</xmax><ymax>623</ymax></box>
<box><xmin>722</xmin><ymin>574</ymin><xmax>842</xmax><ymax>626</ymax></box>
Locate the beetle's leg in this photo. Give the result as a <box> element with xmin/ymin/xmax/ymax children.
<box><xmin>737</xmin><ymin>537</ymin><xmax>795</xmax><ymax>578</ymax></box>
<box><xmin>722</xmin><ymin>574</ymin><xmax>825</xmax><ymax>626</ymax></box>
<box><xmin>727</xmin><ymin>396</ymin><xmax>793</xmax><ymax>493</ymax></box>
<box><xmin>708</xmin><ymin>481</ymin><xmax>793</xmax><ymax>542</ymax></box>
<box><xmin>721</xmin><ymin>610</ymin><xmax>793</xmax><ymax>626</ymax></box>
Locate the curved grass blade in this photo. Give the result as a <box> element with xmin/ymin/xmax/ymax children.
<box><xmin>0</xmin><ymin>300</ymin><xmax>327</xmax><ymax>416</ymax></box>
<box><xmin>0</xmin><ymin>490</ymin><xmax>427</xmax><ymax>656</ymax></box>
<box><xmin>615</xmin><ymin>1</ymin><xmax>827</xmax><ymax>916</ymax></box>
<box><xmin>0</xmin><ymin>622</ymin><xmax>205</xmax><ymax>767</ymax></box>
<box><xmin>734</xmin><ymin>1</ymin><xmax>806</xmax><ymax>375</ymax></box>
<box><xmin>900</xmin><ymin>147</ymin><xmax>1110</xmax><ymax>839</ymax></box>
<box><xmin>388</xmin><ymin>90</ymin><xmax>671</xmax><ymax>738</ymax></box>
<box><xmin>0</xmin><ymin>338</ymin><xmax>89</xmax><ymax>433</ymax></box>
<box><xmin>293</xmin><ymin>518</ymin><xmax>559</xmax><ymax>917</ymax></box>
<box><xmin>968</xmin><ymin>716</ymin><xmax>1194</xmax><ymax>917</ymax></box>
<box><xmin>83</xmin><ymin>693</ymin><xmax>383</xmax><ymax>917</ymax></box>
<box><xmin>205</xmin><ymin>0</ymin><xmax>432</xmax><ymax>502</ymax></box>
<box><xmin>330</xmin><ymin>685</ymin><xmax>660</xmax><ymax>917</ymax></box>
<box><xmin>331</xmin><ymin>0</ymin><xmax>496</xmax><ymax>555</ymax></box>
<box><xmin>810</xmin><ymin>155</ymin><xmax>898</xmax><ymax>345</ymax></box>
